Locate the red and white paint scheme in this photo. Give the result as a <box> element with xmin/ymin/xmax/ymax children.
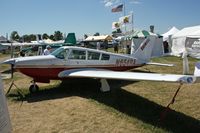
<box><xmin>3</xmin><ymin>36</ymin><xmax>200</xmax><ymax>92</ymax></box>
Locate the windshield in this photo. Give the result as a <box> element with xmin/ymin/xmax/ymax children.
<box><xmin>51</xmin><ymin>47</ymin><xmax>68</xmax><ymax>59</ymax></box>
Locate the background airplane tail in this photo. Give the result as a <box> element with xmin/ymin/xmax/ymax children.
<box><xmin>131</xmin><ymin>36</ymin><xmax>156</xmax><ymax>63</ymax></box>
<box><xmin>64</xmin><ymin>33</ymin><xmax>77</xmax><ymax>45</ymax></box>
<box><xmin>36</xmin><ymin>34</ymin><xmax>43</xmax><ymax>43</ymax></box>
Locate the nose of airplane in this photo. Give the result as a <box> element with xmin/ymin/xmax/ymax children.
<box><xmin>2</xmin><ymin>58</ymin><xmax>16</xmax><ymax>65</ymax></box>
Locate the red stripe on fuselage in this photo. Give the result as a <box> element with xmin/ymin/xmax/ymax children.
<box><xmin>16</xmin><ymin>65</ymin><xmax>143</xmax><ymax>82</ymax></box>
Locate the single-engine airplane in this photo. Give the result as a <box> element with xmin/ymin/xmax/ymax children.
<box><xmin>2</xmin><ymin>36</ymin><xmax>200</xmax><ymax>93</ymax></box>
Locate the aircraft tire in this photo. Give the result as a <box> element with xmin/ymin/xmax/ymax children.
<box><xmin>29</xmin><ymin>84</ymin><xmax>39</xmax><ymax>93</ymax></box>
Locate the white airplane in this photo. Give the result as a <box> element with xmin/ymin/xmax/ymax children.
<box><xmin>2</xmin><ymin>36</ymin><xmax>200</xmax><ymax>93</ymax></box>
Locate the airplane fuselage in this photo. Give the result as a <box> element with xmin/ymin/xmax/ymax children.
<box><xmin>6</xmin><ymin>46</ymin><xmax>145</xmax><ymax>83</ymax></box>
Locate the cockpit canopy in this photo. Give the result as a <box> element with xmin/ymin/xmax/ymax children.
<box><xmin>51</xmin><ymin>47</ymin><xmax>110</xmax><ymax>60</ymax></box>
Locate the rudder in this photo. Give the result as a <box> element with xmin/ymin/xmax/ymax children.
<box><xmin>132</xmin><ymin>36</ymin><xmax>156</xmax><ymax>63</ymax></box>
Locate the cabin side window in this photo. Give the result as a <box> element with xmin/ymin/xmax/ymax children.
<box><xmin>88</xmin><ymin>51</ymin><xmax>100</xmax><ymax>60</ymax></box>
<box><xmin>51</xmin><ymin>47</ymin><xmax>68</xmax><ymax>59</ymax></box>
<box><xmin>68</xmin><ymin>50</ymin><xmax>86</xmax><ymax>60</ymax></box>
<box><xmin>101</xmin><ymin>54</ymin><xmax>110</xmax><ymax>60</ymax></box>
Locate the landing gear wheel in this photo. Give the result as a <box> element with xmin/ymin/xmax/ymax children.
<box><xmin>29</xmin><ymin>84</ymin><xmax>39</xmax><ymax>93</ymax></box>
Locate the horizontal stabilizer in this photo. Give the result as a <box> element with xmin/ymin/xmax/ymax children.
<box><xmin>146</xmin><ymin>62</ymin><xmax>174</xmax><ymax>67</ymax></box>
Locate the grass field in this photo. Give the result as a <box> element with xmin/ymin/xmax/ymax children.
<box><xmin>1</xmin><ymin>55</ymin><xmax>200</xmax><ymax>133</ymax></box>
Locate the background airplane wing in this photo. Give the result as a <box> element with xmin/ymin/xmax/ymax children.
<box><xmin>58</xmin><ymin>69</ymin><xmax>196</xmax><ymax>84</ymax></box>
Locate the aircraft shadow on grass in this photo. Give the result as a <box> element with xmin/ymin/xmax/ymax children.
<box><xmin>7</xmin><ymin>78</ymin><xmax>200</xmax><ymax>133</ymax></box>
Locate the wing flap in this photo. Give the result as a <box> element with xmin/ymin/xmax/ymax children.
<box><xmin>58</xmin><ymin>69</ymin><xmax>196</xmax><ymax>84</ymax></box>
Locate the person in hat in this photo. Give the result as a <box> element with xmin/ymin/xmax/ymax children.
<box><xmin>43</xmin><ymin>45</ymin><xmax>51</xmax><ymax>55</ymax></box>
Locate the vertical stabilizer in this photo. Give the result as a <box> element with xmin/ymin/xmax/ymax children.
<box><xmin>36</xmin><ymin>34</ymin><xmax>40</xmax><ymax>43</ymax></box>
<box><xmin>132</xmin><ymin>36</ymin><xmax>156</xmax><ymax>63</ymax></box>
<box><xmin>36</xmin><ymin>34</ymin><xmax>43</xmax><ymax>43</ymax></box>
<box><xmin>64</xmin><ymin>33</ymin><xmax>77</xmax><ymax>45</ymax></box>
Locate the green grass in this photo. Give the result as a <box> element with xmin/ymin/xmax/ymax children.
<box><xmin>0</xmin><ymin>53</ymin><xmax>10</xmax><ymax>58</ymax></box>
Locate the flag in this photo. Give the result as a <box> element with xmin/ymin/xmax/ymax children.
<box><xmin>111</xmin><ymin>4</ymin><xmax>123</xmax><ymax>12</ymax></box>
<box><xmin>112</xmin><ymin>22</ymin><xmax>120</xmax><ymax>29</ymax></box>
<box><xmin>119</xmin><ymin>14</ymin><xmax>132</xmax><ymax>24</ymax></box>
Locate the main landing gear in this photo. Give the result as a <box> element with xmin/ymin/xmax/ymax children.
<box><xmin>29</xmin><ymin>80</ymin><xmax>39</xmax><ymax>93</ymax></box>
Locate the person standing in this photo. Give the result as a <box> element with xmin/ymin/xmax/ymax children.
<box><xmin>43</xmin><ymin>45</ymin><xmax>51</xmax><ymax>55</ymax></box>
<box><xmin>97</xmin><ymin>41</ymin><xmax>101</xmax><ymax>50</ymax></box>
<box><xmin>113</xmin><ymin>40</ymin><xmax>119</xmax><ymax>53</ymax></box>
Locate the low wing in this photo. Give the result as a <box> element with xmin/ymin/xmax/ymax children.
<box><xmin>58</xmin><ymin>69</ymin><xmax>196</xmax><ymax>84</ymax></box>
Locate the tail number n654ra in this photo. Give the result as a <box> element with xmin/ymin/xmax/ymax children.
<box><xmin>116</xmin><ymin>59</ymin><xmax>136</xmax><ymax>66</ymax></box>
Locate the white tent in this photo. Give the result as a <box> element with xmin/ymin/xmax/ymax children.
<box><xmin>171</xmin><ymin>25</ymin><xmax>200</xmax><ymax>58</ymax></box>
<box><xmin>162</xmin><ymin>27</ymin><xmax>179</xmax><ymax>42</ymax></box>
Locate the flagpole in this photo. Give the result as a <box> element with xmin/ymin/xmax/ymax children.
<box><xmin>131</xmin><ymin>11</ymin><xmax>134</xmax><ymax>33</ymax></box>
<box><xmin>123</xmin><ymin>0</ymin><xmax>126</xmax><ymax>34</ymax></box>
<box><xmin>123</xmin><ymin>0</ymin><xmax>126</xmax><ymax>16</ymax></box>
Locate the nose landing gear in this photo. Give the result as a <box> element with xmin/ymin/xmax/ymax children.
<box><xmin>29</xmin><ymin>81</ymin><xmax>39</xmax><ymax>93</ymax></box>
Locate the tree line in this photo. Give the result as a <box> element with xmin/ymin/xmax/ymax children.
<box><xmin>10</xmin><ymin>31</ymin><xmax>64</xmax><ymax>42</ymax></box>
<box><xmin>9</xmin><ymin>30</ymin><xmax>118</xmax><ymax>43</ymax></box>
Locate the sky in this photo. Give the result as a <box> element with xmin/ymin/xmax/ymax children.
<box><xmin>0</xmin><ymin>0</ymin><xmax>200</xmax><ymax>39</ymax></box>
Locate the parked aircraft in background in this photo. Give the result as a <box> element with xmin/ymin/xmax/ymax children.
<box><xmin>0</xmin><ymin>33</ymin><xmax>77</xmax><ymax>56</ymax></box>
<box><xmin>20</xmin><ymin>33</ymin><xmax>77</xmax><ymax>55</ymax></box>
<box><xmin>2</xmin><ymin>36</ymin><xmax>200</xmax><ymax>93</ymax></box>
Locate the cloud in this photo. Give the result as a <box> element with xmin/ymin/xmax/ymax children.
<box><xmin>102</xmin><ymin>0</ymin><xmax>121</xmax><ymax>7</ymax></box>
<box><xmin>105</xmin><ymin>2</ymin><xmax>113</xmax><ymax>7</ymax></box>
<box><xmin>130</xmin><ymin>0</ymin><xmax>142</xmax><ymax>4</ymax></box>
<box><xmin>102</xmin><ymin>0</ymin><xmax>141</xmax><ymax>7</ymax></box>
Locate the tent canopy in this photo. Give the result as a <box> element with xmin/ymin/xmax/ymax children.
<box><xmin>173</xmin><ymin>25</ymin><xmax>200</xmax><ymax>38</ymax></box>
<box><xmin>124</xmin><ymin>30</ymin><xmax>161</xmax><ymax>40</ymax></box>
<box><xmin>85</xmin><ymin>35</ymin><xmax>113</xmax><ymax>41</ymax></box>
<box><xmin>132</xmin><ymin>30</ymin><xmax>157</xmax><ymax>38</ymax></box>
<box><xmin>162</xmin><ymin>27</ymin><xmax>179</xmax><ymax>41</ymax></box>
<box><xmin>171</xmin><ymin>25</ymin><xmax>200</xmax><ymax>58</ymax></box>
